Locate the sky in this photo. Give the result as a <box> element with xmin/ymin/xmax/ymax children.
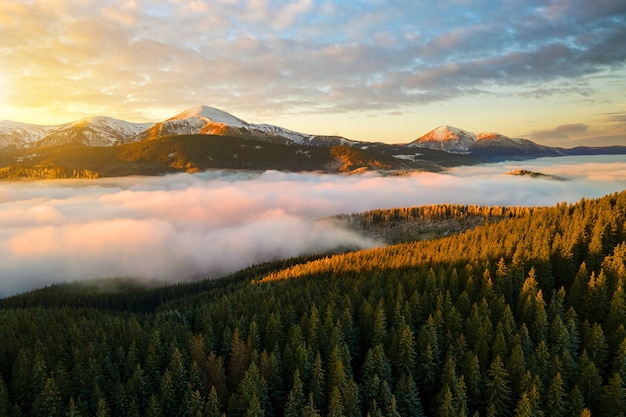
<box><xmin>0</xmin><ymin>0</ymin><xmax>625</xmax><ymax>146</ymax></box>
<box><xmin>0</xmin><ymin>154</ymin><xmax>625</xmax><ymax>297</ymax></box>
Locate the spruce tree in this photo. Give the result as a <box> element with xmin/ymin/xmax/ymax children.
<box><xmin>545</xmin><ymin>373</ymin><xmax>566</xmax><ymax>417</ymax></box>
<box><xmin>284</xmin><ymin>370</ymin><xmax>304</xmax><ymax>417</ymax></box>
<box><xmin>205</xmin><ymin>386</ymin><xmax>222</xmax><ymax>417</ymax></box>
<box><xmin>485</xmin><ymin>355</ymin><xmax>512</xmax><ymax>416</ymax></box>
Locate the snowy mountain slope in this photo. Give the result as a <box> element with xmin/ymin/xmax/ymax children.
<box><xmin>1</xmin><ymin>105</ymin><xmax>624</xmax><ymax>168</ymax></box>
<box><xmin>136</xmin><ymin>105</ymin><xmax>362</xmax><ymax>147</ymax></box>
<box><xmin>252</xmin><ymin>123</ymin><xmax>361</xmax><ymax>147</ymax></box>
<box><xmin>173</xmin><ymin>106</ymin><xmax>249</xmax><ymax>127</ymax></box>
<box><xmin>36</xmin><ymin>116</ymin><xmax>153</xmax><ymax>147</ymax></box>
<box><xmin>0</xmin><ymin>121</ymin><xmax>57</xmax><ymax>148</ymax></box>
<box><xmin>408</xmin><ymin>125</ymin><xmax>477</xmax><ymax>153</ymax></box>
<box><xmin>136</xmin><ymin>106</ymin><xmax>250</xmax><ymax>141</ymax></box>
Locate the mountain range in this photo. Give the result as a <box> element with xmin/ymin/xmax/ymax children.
<box><xmin>0</xmin><ymin>105</ymin><xmax>624</xmax><ymax>179</ymax></box>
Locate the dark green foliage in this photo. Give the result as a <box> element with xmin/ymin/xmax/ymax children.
<box><xmin>1</xmin><ymin>191</ymin><xmax>626</xmax><ymax>416</ymax></box>
<box><xmin>284</xmin><ymin>370</ymin><xmax>304</xmax><ymax>417</ymax></box>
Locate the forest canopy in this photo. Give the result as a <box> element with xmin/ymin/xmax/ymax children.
<box><xmin>1</xmin><ymin>191</ymin><xmax>626</xmax><ymax>416</ymax></box>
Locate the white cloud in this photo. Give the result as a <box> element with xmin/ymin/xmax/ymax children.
<box><xmin>2</xmin><ymin>0</ymin><xmax>624</xmax><ymax>128</ymax></box>
<box><xmin>0</xmin><ymin>155</ymin><xmax>625</xmax><ymax>297</ymax></box>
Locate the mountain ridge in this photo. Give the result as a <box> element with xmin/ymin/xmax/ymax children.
<box><xmin>0</xmin><ymin>105</ymin><xmax>624</xmax><ymax>179</ymax></box>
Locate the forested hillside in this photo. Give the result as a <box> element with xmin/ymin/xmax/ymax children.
<box><xmin>1</xmin><ymin>192</ymin><xmax>626</xmax><ymax>417</ymax></box>
<box><xmin>0</xmin><ymin>134</ymin><xmax>457</xmax><ymax>180</ymax></box>
<box><xmin>339</xmin><ymin>204</ymin><xmax>538</xmax><ymax>243</ymax></box>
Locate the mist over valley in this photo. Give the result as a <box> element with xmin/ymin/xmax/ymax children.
<box><xmin>1</xmin><ymin>155</ymin><xmax>624</xmax><ymax>297</ymax></box>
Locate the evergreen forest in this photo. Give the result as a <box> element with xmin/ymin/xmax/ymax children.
<box><xmin>1</xmin><ymin>191</ymin><xmax>626</xmax><ymax>417</ymax></box>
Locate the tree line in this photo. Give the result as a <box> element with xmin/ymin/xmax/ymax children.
<box><xmin>0</xmin><ymin>165</ymin><xmax>99</xmax><ymax>180</ymax></box>
<box><xmin>1</xmin><ymin>192</ymin><xmax>626</xmax><ymax>416</ymax></box>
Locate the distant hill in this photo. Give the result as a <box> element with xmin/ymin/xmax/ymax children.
<box><xmin>1</xmin><ymin>105</ymin><xmax>624</xmax><ymax>178</ymax></box>
<box><xmin>0</xmin><ymin>135</ymin><xmax>454</xmax><ymax>179</ymax></box>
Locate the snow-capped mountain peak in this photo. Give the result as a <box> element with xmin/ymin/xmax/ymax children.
<box><xmin>169</xmin><ymin>106</ymin><xmax>248</xmax><ymax>128</ymax></box>
<box><xmin>139</xmin><ymin>105</ymin><xmax>251</xmax><ymax>140</ymax></box>
<box><xmin>410</xmin><ymin>125</ymin><xmax>477</xmax><ymax>153</ymax></box>
<box><xmin>35</xmin><ymin>116</ymin><xmax>153</xmax><ymax>147</ymax></box>
<box><xmin>431</xmin><ymin>125</ymin><xmax>475</xmax><ymax>141</ymax></box>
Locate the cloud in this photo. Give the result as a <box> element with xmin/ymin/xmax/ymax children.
<box><xmin>526</xmin><ymin>123</ymin><xmax>589</xmax><ymax>141</ymax></box>
<box><xmin>602</xmin><ymin>112</ymin><xmax>626</xmax><ymax>124</ymax></box>
<box><xmin>0</xmin><ymin>155</ymin><xmax>625</xmax><ymax>297</ymax></box>
<box><xmin>1</xmin><ymin>0</ymin><xmax>625</xmax><ymax>121</ymax></box>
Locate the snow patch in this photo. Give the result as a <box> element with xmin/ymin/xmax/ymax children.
<box><xmin>393</xmin><ymin>154</ymin><xmax>422</xmax><ymax>161</ymax></box>
<box><xmin>170</xmin><ymin>106</ymin><xmax>248</xmax><ymax>128</ymax></box>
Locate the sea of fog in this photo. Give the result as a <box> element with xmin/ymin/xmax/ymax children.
<box><xmin>1</xmin><ymin>155</ymin><xmax>625</xmax><ymax>296</ymax></box>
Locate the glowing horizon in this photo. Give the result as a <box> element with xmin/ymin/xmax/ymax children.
<box><xmin>1</xmin><ymin>1</ymin><xmax>625</xmax><ymax>146</ymax></box>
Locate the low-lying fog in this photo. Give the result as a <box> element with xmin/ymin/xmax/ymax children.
<box><xmin>1</xmin><ymin>155</ymin><xmax>625</xmax><ymax>296</ymax></box>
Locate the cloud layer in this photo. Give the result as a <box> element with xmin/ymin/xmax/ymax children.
<box><xmin>1</xmin><ymin>0</ymin><xmax>625</xmax><ymax>143</ymax></box>
<box><xmin>0</xmin><ymin>155</ymin><xmax>625</xmax><ymax>296</ymax></box>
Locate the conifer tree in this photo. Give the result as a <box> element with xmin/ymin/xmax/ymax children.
<box><xmin>95</xmin><ymin>398</ymin><xmax>109</xmax><ymax>417</ymax></box>
<box><xmin>259</xmin><ymin>349</ymin><xmax>284</xmax><ymax>411</ymax></box>
<box><xmin>33</xmin><ymin>375</ymin><xmax>62</xmax><ymax>417</ymax></box>
<box><xmin>244</xmin><ymin>393</ymin><xmax>264</xmax><ymax>417</ymax></box>
<box><xmin>302</xmin><ymin>393</ymin><xmax>321</xmax><ymax>417</ymax></box>
<box><xmin>391</xmin><ymin>322</ymin><xmax>416</xmax><ymax>376</ymax></box>
<box><xmin>206</xmin><ymin>353</ymin><xmax>228</xmax><ymax>404</ymax></box>
<box><xmin>417</xmin><ymin>317</ymin><xmax>440</xmax><ymax>392</ymax></box>
<box><xmin>284</xmin><ymin>370</ymin><xmax>304</xmax><ymax>417</ymax></box>
<box><xmin>327</xmin><ymin>386</ymin><xmax>345</xmax><ymax>417</ymax></box>
<box><xmin>600</xmin><ymin>373</ymin><xmax>625</xmax><ymax>416</ymax></box>
<box><xmin>579</xmin><ymin>350</ymin><xmax>603</xmax><ymax>409</ymax></box>
<box><xmin>228</xmin><ymin>362</ymin><xmax>269</xmax><ymax>417</ymax></box>
<box><xmin>361</xmin><ymin>345</ymin><xmax>392</xmax><ymax>388</ymax></box>
<box><xmin>159</xmin><ymin>370</ymin><xmax>177</xmax><ymax>416</ymax></box>
<box><xmin>264</xmin><ymin>313</ymin><xmax>282</xmax><ymax>353</ymax></box>
<box><xmin>545</xmin><ymin>373</ymin><xmax>566</xmax><ymax>417</ymax></box>
<box><xmin>485</xmin><ymin>355</ymin><xmax>512</xmax><ymax>416</ymax></box>
<box><xmin>311</xmin><ymin>352</ymin><xmax>325</xmax><ymax>408</ymax></box>
<box><xmin>186</xmin><ymin>389</ymin><xmax>204</xmax><ymax>417</ymax></box>
<box><xmin>229</xmin><ymin>328</ymin><xmax>253</xmax><ymax>391</ymax></box>
<box><xmin>614</xmin><ymin>338</ymin><xmax>626</xmax><ymax>382</ymax></box>
<box><xmin>168</xmin><ymin>347</ymin><xmax>187</xmax><ymax>401</ymax></box>
<box><xmin>146</xmin><ymin>394</ymin><xmax>163</xmax><ymax>417</ymax></box>
<box><xmin>456</xmin><ymin>375</ymin><xmax>469</xmax><ymax>417</ymax></box>
<box><xmin>463</xmin><ymin>353</ymin><xmax>482</xmax><ymax>411</ymax></box>
<box><xmin>507</xmin><ymin>339</ymin><xmax>525</xmax><ymax>396</ymax></box>
<box><xmin>341</xmin><ymin>377</ymin><xmax>361</xmax><ymax>417</ymax></box>
<box><xmin>386</xmin><ymin>395</ymin><xmax>401</xmax><ymax>417</ymax></box>
<box><xmin>395</xmin><ymin>373</ymin><xmax>424</xmax><ymax>417</ymax></box>
<box><xmin>438</xmin><ymin>386</ymin><xmax>456</xmax><ymax>417</ymax></box>
<box><xmin>567</xmin><ymin>385</ymin><xmax>585</xmax><ymax>417</ymax></box>
<box><xmin>66</xmin><ymin>397</ymin><xmax>86</xmax><ymax>417</ymax></box>
<box><xmin>585</xmin><ymin>322</ymin><xmax>609</xmax><ymax>372</ymax></box>
<box><xmin>126</xmin><ymin>400</ymin><xmax>140</xmax><ymax>417</ymax></box>
<box><xmin>513</xmin><ymin>392</ymin><xmax>532</xmax><ymax>417</ymax></box>
<box><xmin>372</xmin><ymin>300</ymin><xmax>388</xmax><ymax>347</ymax></box>
<box><xmin>205</xmin><ymin>386</ymin><xmax>222</xmax><ymax>417</ymax></box>
<box><xmin>327</xmin><ymin>345</ymin><xmax>347</xmax><ymax>395</ymax></box>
